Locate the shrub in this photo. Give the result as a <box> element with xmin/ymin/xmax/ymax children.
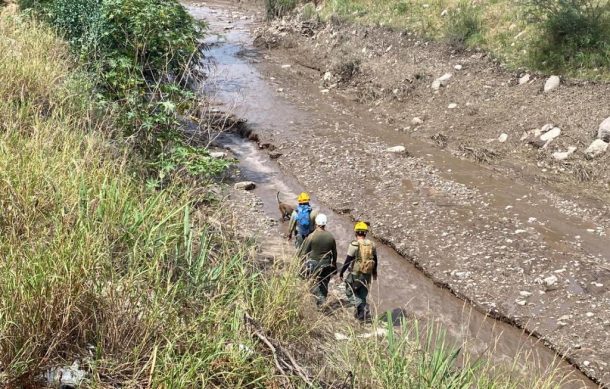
<box><xmin>17</xmin><ymin>0</ymin><xmax>203</xmax><ymax>162</ymax></box>
<box><xmin>443</xmin><ymin>0</ymin><xmax>483</xmax><ymax>48</ymax></box>
<box><xmin>525</xmin><ymin>0</ymin><xmax>610</xmax><ymax>72</ymax></box>
<box><xmin>265</xmin><ymin>0</ymin><xmax>298</xmax><ymax>19</ymax></box>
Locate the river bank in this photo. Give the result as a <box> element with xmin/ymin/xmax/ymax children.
<box><xmin>188</xmin><ymin>0</ymin><xmax>610</xmax><ymax>386</ymax></box>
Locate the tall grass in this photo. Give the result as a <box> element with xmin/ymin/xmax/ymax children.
<box><xmin>0</xmin><ymin>7</ymin><xmax>308</xmax><ymax>386</ymax></box>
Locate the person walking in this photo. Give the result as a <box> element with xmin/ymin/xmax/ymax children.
<box><xmin>288</xmin><ymin>192</ymin><xmax>318</xmax><ymax>248</ymax></box>
<box><xmin>339</xmin><ymin>221</ymin><xmax>378</xmax><ymax>321</ymax></box>
<box><xmin>298</xmin><ymin>213</ymin><xmax>337</xmax><ymax>307</ymax></box>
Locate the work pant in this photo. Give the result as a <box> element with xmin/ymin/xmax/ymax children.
<box><xmin>302</xmin><ymin>259</ymin><xmax>335</xmax><ymax>307</ymax></box>
<box><xmin>345</xmin><ymin>274</ymin><xmax>371</xmax><ymax>321</ymax></box>
<box><xmin>311</xmin><ymin>265</ymin><xmax>336</xmax><ymax>307</ymax></box>
<box><xmin>295</xmin><ymin>234</ymin><xmax>305</xmax><ymax>249</ymax></box>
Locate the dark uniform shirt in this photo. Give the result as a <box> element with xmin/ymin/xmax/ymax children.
<box><xmin>298</xmin><ymin>228</ymin><xmax>337</xmax><ymax>267</ymax></box>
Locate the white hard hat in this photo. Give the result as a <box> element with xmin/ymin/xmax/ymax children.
<box><xmin>315</xmin><ymin>213</ymin><xmax>328</xmax><ymax>226</ymax></box>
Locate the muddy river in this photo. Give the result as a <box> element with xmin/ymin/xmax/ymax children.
<box><xmin>186</xmin><ymin>1</ymin><xmax>605</xmax><ymax>387</ymax></box>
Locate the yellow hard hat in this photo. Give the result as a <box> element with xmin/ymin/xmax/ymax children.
<box><xmin>297</xmin><ymin>192</ymin><xmax>310</xmax><ymax>204</ymax></box>
<box><xmin>354</xmin><ymin>221</ymin><xmax>369</xmax><ymax>232</ymax></box>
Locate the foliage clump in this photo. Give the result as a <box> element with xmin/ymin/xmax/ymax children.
<box><xmin>524</xmin><ymin>0</ymin><xmax>610</xmax><ymax>72</ymax></box>
<box><xmin>18</xmin><ymin>0</ymin><xmax>208</xmax><ymax>167</ymax></box>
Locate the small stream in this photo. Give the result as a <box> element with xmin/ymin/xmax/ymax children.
<box><xmin>187</xmin><ymin>2</ymin><xmax>597</xmax><ymax>387</ymax></box>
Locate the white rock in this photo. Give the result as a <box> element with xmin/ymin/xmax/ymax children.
<box><xmin>598</xmin><ymin>116</ymin><xmax>610</xmax><ymax>142</ymax></box>
<box><xmin>386</xmin><ymin>145</ymin><xmax>406</xmax><ymax>153</ymax></box>
<box><xmin>440</xmin><ymin>9</ymin><xmax>448</xmax><ymax>16</ymax></box>
<box><xmin>234</xmin><ymin>181</ymin><xmax>256</xmax><ymax>191</ymax></box>
<box><xmin>411</xmin><ymin>117</ymin><xmax>424</xmax><ymax>125</ymax></box>
<box><xmin>448</xmin><ymin>103</ymin><xmax>458</xmax><ymax>109</ymax></box>
<box><xmin>519</xmin><ymin>291</ymin><xmax>533</xmax><ymax>297</ymax></box>
<box><xmin>323</xmin><ymin>71</ymin><xmax>332</xmax><ymax>81</ymax></box>
<box><xmin>498</xmin><ymin>133</ymin><xmax>508</xmax><ymax>143</ymax></box>
<box><xmin>431</xmin><ymin>73</ymin><xmax>452</xmax><ymax>90</ymax></box>
<box><xmin>210</xmin><ymin>151</ymin><xmax>227</xmax><ymax>159</ymax></box>
<box><xmin>558</xmin><ymin>315</ymin><xmax>571</xmax><ymax>321</ymax></box>
<box><xmin>552</xmin><ymin>146</ymin><xmax>577</xmax><ymax>161</ymax></box>
<box><xmin>454</xmin><ymin>64</ymin><xmax>463</xmax><ymax>70</ymax></box>
<box><xmin>541</xmin><ymin>123</ymin><xmax>554</xmax><ymax>133</ymax></box>
<box><xmin>544</xmin><ymin>275</ymin><xmax>558</xmax><ymax>287</ymax></box>
<box><xmin>334</xmin><ymin>332</ymin><xmax>349</xmax><ymax>341</ymax></box>
<box><xmin>515</xmin><ymin>300</ymin><xmax>527</xmax><ymax>306</ymax></box>
<box><xmin>281</xmin><ymin>64</ymin><xmax>291</xmax><ymax>69</ymax></box>
<box><xmin>544</xmin><ymin>75</ymin><xmax>560</xmax><ymax>92</ymax></box>
<box><xmin>540</xmin><ymin>127</ymin><xmax>561</xmax><ymax>142</ymax></box>
<box><xmin>586</xmin><ymin>312</ymin><xmax>594</xmax><ymax>318</ymax></box>
<box><xmin>519</xmin><ymin>74</ymin><xmax>531</xmax><ymax>85</ymax></box>
<box><xmin>584</xmin><ymin>139</ymin><xmax>609</xmax><ymax>159</ymax></box>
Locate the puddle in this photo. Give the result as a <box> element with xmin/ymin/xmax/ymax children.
<box><xmin>186</xmin><ymin>2</ymin><xmax>598</xmax><ymax>387</ymax></box>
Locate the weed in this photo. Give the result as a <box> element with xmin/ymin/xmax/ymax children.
<box><xmin>443</xmin><ymin>0</ymin><xmax>484</xmax><ymax>48</ymax></box>
<box><xmin>265</xmin><ymin>0</ymin><xmax>298</xmax><ymax>19</ymax></box>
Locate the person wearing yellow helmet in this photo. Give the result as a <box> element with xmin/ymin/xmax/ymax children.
<box><xmin>287</xmin><ymin>192</ymin><xmax>318</xmax><ymax>248</ymax></box>
<box><xmin>339</xmin><ymin>221</ymin><xmax>377</xmax><ymax>321</ymax></box>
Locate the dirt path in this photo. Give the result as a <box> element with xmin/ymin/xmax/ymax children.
<box><xmin>187</xmin><ymin>1</ymin><xmax>609</xmax><ymax>386</ymax></box>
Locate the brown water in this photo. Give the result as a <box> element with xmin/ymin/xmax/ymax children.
<box><xmin>187</xmin><ymin>2</ymin><xmax>599</xmax><ymax>387</ymax></box>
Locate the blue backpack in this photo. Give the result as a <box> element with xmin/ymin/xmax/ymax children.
<box><xmin>296</xmin><ymin>204</ymin><xmax>312</xmax><ymax>236</ymax></box>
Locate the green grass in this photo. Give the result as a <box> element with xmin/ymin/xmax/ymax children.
<box><xmin>317</xmin><ymin>0</ymin><xmax>610</xmax><ymax>80</ymax></box>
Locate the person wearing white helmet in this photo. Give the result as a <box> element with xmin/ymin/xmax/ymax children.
<box><xmin>298</xmin><ymin>213</ymin><xmax>337</xmax><ymax>307</ymax></box>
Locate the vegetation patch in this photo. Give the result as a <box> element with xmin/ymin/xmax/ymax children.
<box><xmin>314</xmin><ymin>0</ymin><xmax>610</xmax><ymax>79</ymax></box>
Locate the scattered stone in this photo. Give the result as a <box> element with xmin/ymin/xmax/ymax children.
<box><xmin>498</xmin><ymin>133</ymin><xmax>508</xmax><ymax>143</ymax></box>
<box><xmin>440</xmin><ymin>9</ymin><xmax>448</xmax><ymax>16</ymax></box>
<box><xmin>281</xmin><ymin>64</ymin><xmax>291</xmax><ymax>69</ymax></box>
<box><xmin>544</xmin><ymin>75</ymin><xmax>560</xmax><ymax>93</ymax></box>
<box><xmin>44</xmin><ymin>361</ymin><xmax>86</xmax><ymax>389</ymax></box>
<box><xmin>586</xmin><ymin>312</ymin><xmax>595</xmax><ymax>318</ymax></box>
<box><xmin>448</xmin><ymin>103</ymin><xmax>458</xmax><ymax>109</ymax></box>
<box><xmin>454</xmin><ymin>64</ymin><xmax>463</xmax><ymax>70</ymax></box>
<box><xmin>515</xmin><ymin>300</ymin><xmax>527</xmax><ymax>306</ymax></box>
<box><xmin>411</xmin><ymin>117</ymin><xmax>424</xmax><ymax>125</ymax></box>
<box><xmin>323</xmin><ymin>71</ymin><xmax>332</xmax><ymax>82</ymax></box>
<box><xmin>552</xmin><ymin>146</ymin><xmax>577</xmax><ymax>161</ymax></box>
<box><xmin>268</xmin><ymin>151</ymin><xmax>283</xmax><ymax>160</ymax></box>
<box><xmin>234</xmin><ymin>181</ymin><xmax>256</xmax><ymax>191</ymax></box>
<box><xmin>541</xmin><ymin>123</ymin><xmax>554</xmax><ymax>133</ymax></box>
<box><xmin>584</xmin><ymin>139</ymin><xmax>609</xmax><ymax>159</ymax></box>
<box><xmin>386</xmin><ymin>145</ymin><xmax>407</xmax><ymax>154</ymax></box>
<box><xmin>210</xmin><ymin>151</ymin><xmax>227</xmax><ymax>159</ymax></box>
<box><xmin>528</xmin><ymin>138</ymin><xmax>547</xmax><ymax>149</ymax></box>
<box><xmin>544</xmin><ymin>275</ymin><xmax>558</xmax><ymax>287</ymax></box>
<box><xmin>597</xmin><ymin>116</ymin><xmax>610</xmax><ymax>142</ymax></box>
<box><xmin>519</xmin><ymin>291</ymin><xmax>533</xmax><ymax>297</ymax></box>
<box><xmin>559</xmin><ymin>315</ymin><xmax>571</xmax><ymax>321</ymax></box>
<box><xmin>432</xmin><ymin>73</ymin><xmax>452</xmax><ymax>90</ymax></box>
<box><xmin>540</xmin><ymin>127</ymin><xmax>561</xmax><ymax>142</ymax></box>
<box><xmin>519</xmin><ymin>74</ymin><xmax>531</xmax><ymax>85</ymax></box>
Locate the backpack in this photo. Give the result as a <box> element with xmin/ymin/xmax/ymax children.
<box><xmin>357</xmin><ymin>240</ymin><xmax>375</xmax><ymax>274</ymax></box>
<box><xmin>296</xmin><ymin>204</ymin><xmax>312</xmax><ymax>236</ymax></box>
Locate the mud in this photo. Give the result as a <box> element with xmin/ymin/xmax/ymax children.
<box><xmin>187</xmin><ymin>1</ymin><xmax>609</xmax><ymax>387</ymax></box>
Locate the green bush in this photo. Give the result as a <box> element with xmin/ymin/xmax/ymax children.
<box><xmin>265</xmin><ymin>0</ymin><xmax>298</xmax><ymax>19</ymax></box>
<box><xmin>525</xmin><ymin>0</ymin><xmax>610</xmax><ymax>72</ymax></box>
<box><xmin>443</xmin><ymin>0</ymin><xmax>483</xmax><ymax>48</ymax></box>
<box><xmin>17</xmin><ymin>0</ymin><xmax>203</xmax><ymax>164</ymax></box>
